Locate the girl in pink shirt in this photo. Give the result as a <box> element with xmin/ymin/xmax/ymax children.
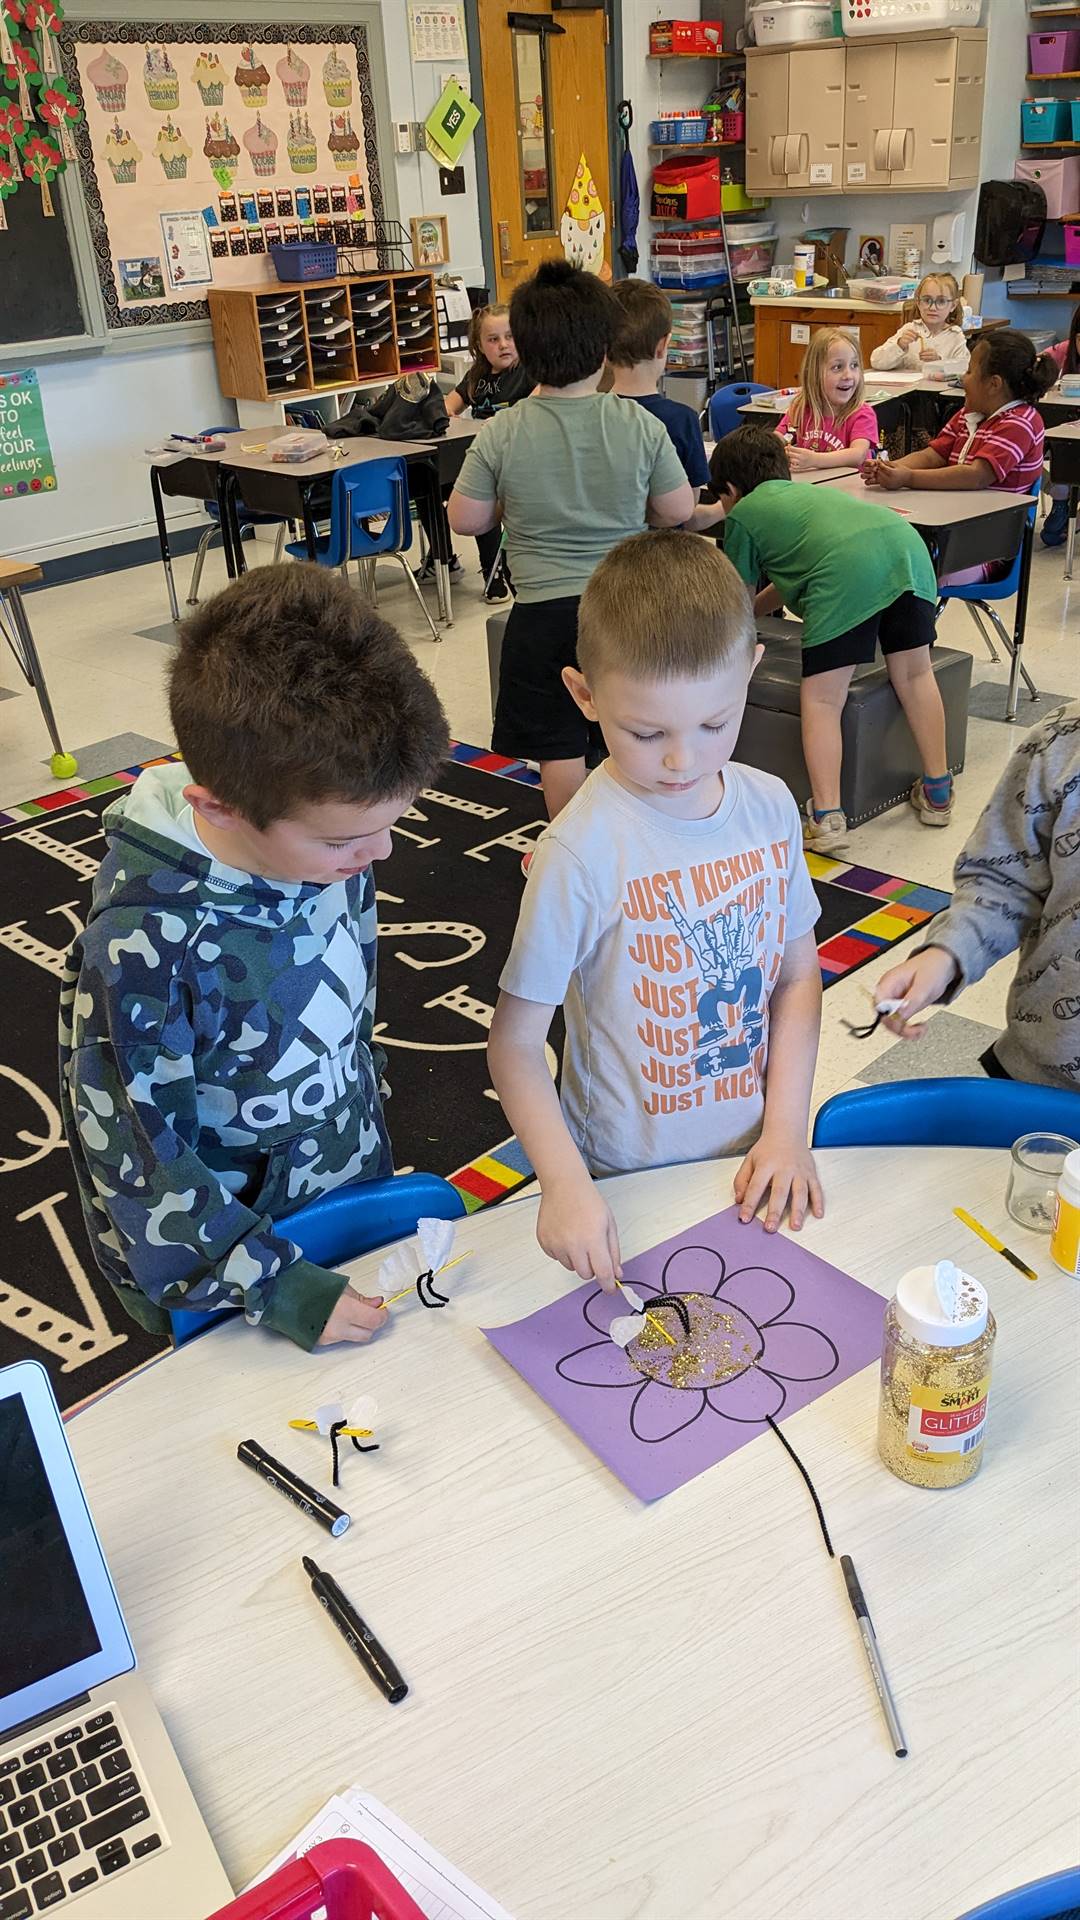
<box><xmin>776</xmin><ymin>328</ymin><xmax>878</xmax><ymax>473</ymax></box>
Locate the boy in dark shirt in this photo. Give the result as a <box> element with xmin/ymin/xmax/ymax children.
<box><xmin>608</xmin><ymin>279</ymin><xmax>724</xmax><ymax>533</ymax></box>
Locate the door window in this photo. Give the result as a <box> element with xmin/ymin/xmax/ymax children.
<box><xmin>512</xmin><ymin>26</ymin><xmax>555</xmax><ymax>235</ymax></box>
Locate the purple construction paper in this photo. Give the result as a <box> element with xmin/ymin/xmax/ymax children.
<box><xmin>483</xmin><ymin>1205</ymin><xmax>885</xmax><ymax>1502</ymax></box>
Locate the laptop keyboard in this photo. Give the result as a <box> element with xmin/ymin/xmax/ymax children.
<box><xmin>0</xmin><ymin>1708</ymin><xmax>166</xmax><ymax>1915</ymax></box>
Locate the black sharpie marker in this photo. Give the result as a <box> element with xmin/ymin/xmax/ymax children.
<box><xmin>237</xmin><ymin>1438</ymin><xmax>350</xmax><ymax>1537</ymax></box>
<box><xmin>302</xmin><ymin>1556</ymin><xmax>408</xmax><ymax>1704</ymax></box>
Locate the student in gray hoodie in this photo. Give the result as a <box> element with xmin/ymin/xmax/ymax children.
<box><xmin>59</xmin><ymin>564</ymin><xmax>448</xmax><ymax>1349</ymax></box>
<box><xmin>874</xmin><ymin>703</ymin><xmax>1080</xmax><ymax>1088</ymax></box>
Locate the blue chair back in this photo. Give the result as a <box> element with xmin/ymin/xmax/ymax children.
<box><xmin>812</xmin><ymin>1077</ymin><xmax>1080</xmax><ymax>1150</ymax></box>
<box><xmin>938</xmin><ymin>503</ymin><xmax>1037</xmax><ymax>605</ymax></box>
<box><xmin>169</xmin><ymin>1171</ymin><xmax>467</xmax><ymax>1346</ymax></box>
<box><xmin>289</xmin><ymin>458</ymin><xmax>413</xmax><ymax>571</ymax></box>
<box><xmin>708</xmin><ymin>382</ymin><xmax>772</xmax><ymax>443</ymax></box>
<box><xmin>954</xmin><ymin>1865</ymin><xmax>1080</xmax><ymax>1919</ymax></box>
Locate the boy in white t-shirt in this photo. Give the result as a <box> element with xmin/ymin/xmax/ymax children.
<box><xmin>488</xmin><ymin>530</ymin><xmax>824</xmax><ymax>1288</ymax></box>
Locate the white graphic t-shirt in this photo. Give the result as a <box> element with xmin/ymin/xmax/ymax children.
<box><xmin>500</xmin><ymin>762</ymin><xmax>820</xmax><ymax>1175</ymax></box>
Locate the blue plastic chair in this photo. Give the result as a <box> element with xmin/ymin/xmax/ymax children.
<box><xmin>187</xmin><ymin>424</ymin><xmax>289</xmax><ymax>606</ymax></box>
<box><xmin>937</xmin><ymin>502</ymin><xmax>1038</xmax><ymax>704</ymax></box>
<box><xmin>954</xmin><ymin>1865</ymin><xmax>1080</xmax><ymax>1919</ymax></box>
<box><xmin>284</xmin><ymin>456</ymin><xmax>440</xmax><ymax>642</ymax></box>
<box><xmin>708</xmin><ymin>381</ymin><xmax>773</xmax><ymax>443</ymax></box>
<box><xmin>812</xmin><ymin>1077</ymin><xmax>1080</xmax><ymax>1150</ymax></box>
<box><xmin>169</xmin><ymin>1170</ymin><xmax>467</xmax><ymax>1346</ymax></box>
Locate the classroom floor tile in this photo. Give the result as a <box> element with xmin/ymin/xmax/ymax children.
<box><xmin>2</xmin><ymin>532</ymin><xmax>1075</xmax><ymax>1120</ymax></box>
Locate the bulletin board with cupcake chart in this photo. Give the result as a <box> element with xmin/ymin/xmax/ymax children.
<box><xmin>58</xmin><ymin>20</ymin><xmax>388</xmax><ymax>328</ymax></box>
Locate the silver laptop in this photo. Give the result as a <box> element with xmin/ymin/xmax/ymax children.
<box><xmin>0</xmin><ymin>1362</ymin><xmax>232</xmax><ymax>1919</ymax></box>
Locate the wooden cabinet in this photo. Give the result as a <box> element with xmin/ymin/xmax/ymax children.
<box><xmin>208</xmin><ymin>271</ymin><xmax>437</xmax><ymax>404</ymax></box>
<box><xmin>752</xmin><ymin>299</ymin><xmax>908</xmax><ymax>387</ymax></box>
<box><xmin>745</xmin><ymin>45</ymin><xmax>845</xmax><ymax>193</ymax></box>
<box><xmin>748</xmin><ymin>29</ymin><xmax>986</xmax><ymax>197</ymax></box>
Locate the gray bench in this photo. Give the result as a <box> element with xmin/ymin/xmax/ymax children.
<box><xmin>485</xmin><ymin>608</ymin><xmax>971</xmax><ymax>827</ymax></box>
<box><xmin>740</xmin><ymin>617</ymin><xmax>971</xmax><ymax>826</ymax></box>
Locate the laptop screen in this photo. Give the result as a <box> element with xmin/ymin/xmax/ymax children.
<box><xmin>0</xmin><ymin>1398</ymin><xmax>101</xmax><ymax>1697</ymax></box>
<box><xmin>0</xmin><ymin>1362</ymin><xmax>134</xmax><ymax>1740</ymax></box>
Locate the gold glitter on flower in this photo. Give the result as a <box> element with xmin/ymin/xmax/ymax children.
<box><xmin>555</xmin><ymin>1246</ymin><xmax>840</xmax><ymax>1443</ymax></box>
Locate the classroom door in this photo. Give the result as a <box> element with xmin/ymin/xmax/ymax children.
<box><xmin>476</xmin><ymin>0</ymin><xmax>613</xmax><ymax>303</ymax></box>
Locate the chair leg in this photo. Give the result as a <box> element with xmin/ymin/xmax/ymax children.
<box><xmin>186</xmin><ymin>526</ymin><xmax>218</xmax><ymax>605</ymax></box>
<box><xmin>980</xmin><ymin>602</ymin><xmax>1039</xmax><ymax>702</ymax></box>
<box><xmin>272</xmin><ymin>524</ymin><xmax>286</xmax><ymax>564</ymax></box>
<box><xmin>963</xmin><ymin>601</ymin><xmax>1000</xmax><ymax>664</ymax></box>
<box><xmin>393</xmin><ymin>553</ymin><xmax>441</xmax><ymax>643</ymax></box>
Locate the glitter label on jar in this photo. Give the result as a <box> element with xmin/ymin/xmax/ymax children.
<box><xmin>905</xmin><ymin>1372</ymin><xmax>991</xmax><ymax>1460</ymax></box>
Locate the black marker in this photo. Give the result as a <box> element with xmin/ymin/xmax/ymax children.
<box><xmin>301</xmin><ymin>1556</ymin><xmax>408</xmax><ymax>1704</ymax></box>
<box><xmin>237</xmin><ymin>1438</ymin><xmax>350</xmax><ymax>1536</ymax></box>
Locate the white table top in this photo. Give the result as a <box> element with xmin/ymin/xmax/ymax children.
<box><xmin>823</xmin><ymin>471</ymin><xmax>1038</xmax><ymax>527</ymax></box>
<box><xmin>1046</xmin><ymin>419</ymin><xmax>1080</xmax><ymax>444</ymax></box>
<box><xmin>66</xmin><ymin>1147</ymin><xmax>1078</xmax><ymax>1919</ymax></box>
<box><xmin>151</xmin><ymin>419</ymin><xmax>479</xmax><ymax>481</ymax></box>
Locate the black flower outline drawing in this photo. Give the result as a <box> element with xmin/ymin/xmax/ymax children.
<box><xmin>555</xmin><ymin>1245</ymin><xmax>840</xmax><ymax>1445</ymax></box>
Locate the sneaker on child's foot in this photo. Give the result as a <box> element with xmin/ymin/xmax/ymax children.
<box><xmin>909</xmin><ymin>777</ymin><xmax>953</xmax><ymax>827</ymax></box>
<box><xmin>415</xmin><ymin>554</ymin><xmax>465</xmax><ymax>583</ymax></box>
<box><xmin>802</xmin><ymin>800</ymin><xmax>848</xmax><ymax>853</ymax></box>
<box><xmin>484</xmin><ymin>576</ymin><xmax>510</xmax><ymax>602</ymax></box>
<box><xmin>1040</xmin><ymin>498</ymin><xmax>1071</xmax><ymax>548</ymax></box>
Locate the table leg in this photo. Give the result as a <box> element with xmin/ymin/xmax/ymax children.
<box><xmin>1066</xmin><ymin>485</ymin><xmax>1078</xmax><ymax>583</ymax></box>
<box><xmin>417</xmin><ymin>458</ymin><xmax>452</xmax><ymax>627</ymax></box>
<box><xmin>1006</xmin><ymin>511</ymin><xmax>1036</xmax><ymax>724</ymax></box>
<box><xmin>150</xmin><ymin>463</ymin><xmax>180</xmax><ymax>622</ymax></box>
<box><xmin>216</xmin><ymin>470</ymin><xmax>239</xmax><ymax>580</ymax></box>
<box><xmin>1</xmin><ymin>585</ymin><xmax>68</xmax><ymax>762</ymax></box>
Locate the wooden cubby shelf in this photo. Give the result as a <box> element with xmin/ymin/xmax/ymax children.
<box><xmin>209</xmin><ymin>270</ymin><xmax>437</xmax><ymax>404</ymax></box>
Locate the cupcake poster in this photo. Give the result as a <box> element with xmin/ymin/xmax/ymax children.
<box><xmin>65</xmin><ymin>27</ymin><xmax>382</xmax><ymax>325</ymax></box>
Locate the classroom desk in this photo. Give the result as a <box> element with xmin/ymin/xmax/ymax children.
<box><xmin>0</xmin><ymin>552</ymin><xmax>74</xmax><ymax>774</ymax></box>
<box><xmin>823</xmin><ymin>473</ymin><xmax>1037</xmax><ymax>722</ymax></box>
<box><xmin>148</xmin><ymin>420</ymin><xmax>479</xmax><ymax>628</ymax></box>
<box><xmin>1045</xmin><ymin>420</ymin><xmax>1080</xmax><ymax>581</ymax></box>
<box><xmin>65</xmin><ymin>1146</ymin><xmax>1078</xmax><ymax>1919</ymax></box>
<box><xmin>739</xmin><ymin>373</ymin><xmax>927</xmax><ymax>450</ymax></box>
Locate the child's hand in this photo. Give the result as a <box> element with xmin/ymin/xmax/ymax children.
<box><xmin>537</xmin><ymin>1175</ymin><xmax>623</xmax><ymax>1289</ymax></box>
<box><xmin>918</xmin><ymin>340</ymin><xmax>940</xmax><ymax>362</ymax></box>
<box><xmin>733</xmin><ymin>1132</ymin><xmax>824</xmax><ymax>1234</ymax></box>
<box><xmin>786</xmin><ymin>444</ymin><xmax>817</xmax><ymax>473</ymax></box>
<box><xmin>869</xmin><ymin>458</ymin><xmax>909</xmax><ymax>490</ymax></box>
<box><xmin>897</xmin><ymin>325</ymin><xmax>919</xmax><ymax>348</ymax></box>
<box><xmin>873</xmin><ymin>946</ymin><xmax>960</xmax><ymax>1037</ymax></box>
<box><xmin>317</xmin><ymin>1286</ymin><xmax>388</xmax><ymax>1347</ymax></box>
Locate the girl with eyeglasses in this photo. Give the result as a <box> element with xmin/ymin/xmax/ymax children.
<box><xmin>869</xmin><ymin>272</ymin><xmax>969</xmax><ymax>375</ymax></box>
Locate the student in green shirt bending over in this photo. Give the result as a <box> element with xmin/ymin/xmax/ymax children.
<box><xmin>709</xmin><ymin>426</ymin><xmax>949</xmax><ymax>854</ymax></box>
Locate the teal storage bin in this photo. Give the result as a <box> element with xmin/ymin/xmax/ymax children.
<box><xmin>1073</xmin><ymin>99</ymin><xmax>1080</xmax><ymax>140</ymax></box>
<box><xmin>1021</xmin><ymin>98</ymin><xmax>1072</xmax><ymax>142</ymax></box>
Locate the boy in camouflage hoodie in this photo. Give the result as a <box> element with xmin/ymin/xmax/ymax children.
<box><xmin>59</xmin><ymin>564</ymin><xmax>449</xmax><ymax>1350</ymax></box>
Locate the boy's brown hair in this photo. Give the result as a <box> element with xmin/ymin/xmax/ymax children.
<box><xmin>608</xmin><ymin>277</ymin><xmax>674</xmax><ymax>367</ymax></box>
<box><xmin>577</xmin><ymin>530</ymin><xmax>755</xmax><ymax>684</ymax></box>
<box><xmin>169</xmin><ymin>563</ymin><xmax>449</xmax><ymax>829</ymax></box>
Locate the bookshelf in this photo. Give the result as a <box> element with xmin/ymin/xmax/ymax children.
<box><xmin>208</xmin><ymin>271</ymin><xmax>437</xmax><ymax>405</ymax></box>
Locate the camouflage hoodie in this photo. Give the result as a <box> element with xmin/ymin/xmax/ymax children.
<box><xmin>58</xmin><ymin>762</ymin><xmax>392</xmax><ymax>1349</ymax></box>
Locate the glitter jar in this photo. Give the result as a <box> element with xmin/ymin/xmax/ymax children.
<box><xmin>877</xmin><ymin>1261</ymin><xmax>995</xmax><ymax>1490</ymax></box>
<box><xmin>1050</xmin><ymin>1147</ymin><xmax>1080</xmax><ymax>1276</ymax></box>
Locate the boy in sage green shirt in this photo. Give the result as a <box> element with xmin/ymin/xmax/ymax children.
<box><xmin>449</xmin><ymin>259</ymin><xmax>692</xmax><ymax>822</ymax></box>
<box><xmin>709</xmin><ymin>426</ymin><xmax>948</xmax><ymax>855</ymax></box>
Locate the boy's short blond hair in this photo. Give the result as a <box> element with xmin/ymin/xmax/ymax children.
<box><xmin>577</xmin><ymin>530</ymin><xmax>756</xmax><ymax>684</ymax></box>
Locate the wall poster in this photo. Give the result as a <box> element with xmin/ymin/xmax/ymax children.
<box><xmin>59</xmin><ymin>21</ymin><xmax>387</xmax><ymax>329</ymax></box>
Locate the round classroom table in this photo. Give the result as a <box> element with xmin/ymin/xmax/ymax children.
<box><xmin>67</xmin><ymin>1147</ymin><xmax>1078</xmax><ymax>1919</ymax></box>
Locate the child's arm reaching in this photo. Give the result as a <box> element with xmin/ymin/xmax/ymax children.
<box><xmin>732</xmin><ymin>930</ymin><xmax>824</xmax><ymax>1233</ymax></box>
<box><xmin>788</xmin><ymin>439</ymin><xmax>871</xmax><ymax>473</ymax></box>
<box><xmin>488</xmin><ymin>992</ymin><xmax>623</xmax><ymax>1286</ymax></box>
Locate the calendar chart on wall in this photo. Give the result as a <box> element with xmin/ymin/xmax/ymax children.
<box><xmin>60</xmin><ymin>21</ymin><xmax>387</xmax><ymax>328</ymax></box>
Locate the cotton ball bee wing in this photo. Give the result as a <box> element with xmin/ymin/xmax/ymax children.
<box><xmin>417</xmin><ymin>1216</ymin><xmax>456</xmax><ymax>1273</ymax></box>
<box><xmin>609</xmin><ymin>1312</ymin><xmax>644</xmax><ymax>1349</ymax></box>
<box><xmin>377</xmin><ymin>1237</ymin><xmax>422</xmax><ymax>1292</ymax></box>
<box><xmin>315</xmin><ymin>1400</ymin><xmax>347</xmax><ymax>1435</ymax></box>
<box><xmin>348</xmin><ymin>1393</ymin><xmax>378</xmax><ymax>1432</ymax></box>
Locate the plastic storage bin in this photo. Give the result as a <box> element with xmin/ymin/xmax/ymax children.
<box><xmin>751</xmin><ymin>1</ymin><xmax>833</xmax><ymax>44</ymax></box>
<box><xmin>1022</xmin><ymin>98</ymin><xmax>1073</xmax><ymax>143</ymax></box>
<box><xmin>1014</xmin><ymin>155</ymin><xmax>1080</xmax><ymax>219</ymax></box>
<box><xmin>649</xmin><ymin>114</ymin><xmax>709</xmax><ymax>143</ymax></box>
<box><xmin>721</xmin><ymin>109</ymin><xmax>746</xmax><ymax>140</ymax></box>
<box><xmin>270</xmin><ymin>241</ymin><xmax>339</xmax><ymax>282</ymax></box>
<box><xmin>1065</xmin><ymin>221</ymin><xmax>1080</xmax><ymax>265</ymax></box>
<box><xmin>1073</xmin><ymin>99</ymin><xmax>1080</xmax><ymax>139</ymax></box>
<box><xmin>845</xmin><ymin>275</ymin><xmax>917</xmax><ymax>302</ymax></box>
<box><xmin>1028</xmin><ymin>30</ymin><xmax>1080</xmax><ymax>75</ymax></box>
<box><xmin>842</xmin><ymin>0</ymin><xmax>981</xmax><ymax>32</ymax></box>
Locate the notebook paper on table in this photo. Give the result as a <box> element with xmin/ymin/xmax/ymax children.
<box><xmin>247</xmin><ymin>1788</ymin><xmax>516</xmax><ymax>1920</ymax></box>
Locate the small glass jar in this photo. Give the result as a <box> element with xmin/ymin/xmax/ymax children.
<box><xmin>1007</xmin><ymin>1131</ymin><xmax>1078</xmax><ymax>1232</ymax></box>
<box><xmin>878</xmin><ymin>1262</ymin><xmax>996</xmax><ymax>1489</ymax></box>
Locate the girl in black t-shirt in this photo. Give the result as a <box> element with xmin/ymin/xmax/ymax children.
<box><xmin>418</xmin><ymin>305</ymin><xmax>531</xmax><ymax>599</ymax></box>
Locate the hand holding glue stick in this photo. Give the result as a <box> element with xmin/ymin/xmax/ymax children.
<box><xmin>871</xmin><ymin>947</ymin><xmax>961</xmax><ymax>1039</ymax></box>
